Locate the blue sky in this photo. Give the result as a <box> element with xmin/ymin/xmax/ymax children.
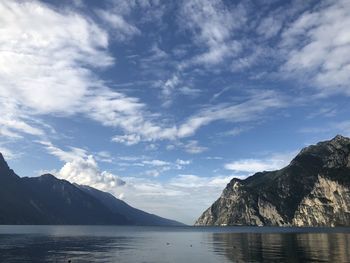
<box><xmin>1</xmin><ymin>0</ymin><xmax>350</xmax><ymax>224</ymax></box>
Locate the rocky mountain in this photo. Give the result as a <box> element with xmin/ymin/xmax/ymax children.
<box><xmin>0</xmin><ymin>153</ymin><xmax>183</xmax><ymax>226</ymax></box>
<box><xmin>196</xmin><ymin>135</ymin><xmax>350</xmax><ymax>227</ymax></box>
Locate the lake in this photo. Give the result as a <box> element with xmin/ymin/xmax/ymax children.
<box><xmin>0</xmin><ymin>226</ymin><xmax>349</xmax><ymax>262</ymax></box>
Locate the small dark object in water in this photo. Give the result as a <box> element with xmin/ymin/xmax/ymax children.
<box><xmin>166</xmin><ymin>242</ymin><xmax>170</xmax><ymax>245</ymax></box>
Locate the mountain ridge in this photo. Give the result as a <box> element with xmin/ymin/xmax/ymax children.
<box><xmin>195</xmin><ymin>135</ymin><xmax>350</xmax><ymax>226</ymax></box>
<box><xmin>0</xmin><ymin>154</ymin><xmax>184</xmax><ymax>226</ymax></box>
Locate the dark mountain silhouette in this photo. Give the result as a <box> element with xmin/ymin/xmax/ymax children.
<box><xmin>77</xmin><ymin>185</ymin><xmax>182</xmax><ymax>226</ymax></box>
<box><xmin>0</xmin><ymin>154</ymin><xmax>183</xmax><ymax>226</ymax></box>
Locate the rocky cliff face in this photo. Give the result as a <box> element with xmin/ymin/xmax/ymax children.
<box><xmin>196</xmin><ymin>135</ymin><xmax>350</xmax><ymax>226</ymax></box>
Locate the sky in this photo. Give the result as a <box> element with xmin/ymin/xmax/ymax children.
<box><xmin>1</xmin><ymin>0</ymin><xmax>350</xmax><ymax>224</ymax></box>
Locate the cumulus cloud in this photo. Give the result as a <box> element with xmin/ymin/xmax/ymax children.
<box><xmin>58</xmin><ymin>155</ymin><xmax>126</xmax><ymax>191</ymax></box>
<box><xmin>51</xmin><ymin>152</ymin><xmax>232</xmax><ymax>223</ymax></box>
<box><xmin>41</xmin><ymin>140</ymin><xmax>229</xmax><ymax>224</ymax></box>
<box><xmin>39</xmin><ymin>140</ymin><xmax>126</xmax><ymax>193</ymax></box>
<box><xmin>56</xmin><ymin>158</ymin><xmax>231</xmax><ymax>223</ymax></box>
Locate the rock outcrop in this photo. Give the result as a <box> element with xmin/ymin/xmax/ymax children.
<box><xmin>195</xmin><ymin>135</ymin><xmax>350</xmax><ymax>226</ymax></box>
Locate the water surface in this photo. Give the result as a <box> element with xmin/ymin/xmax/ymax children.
<box><xmin>0</xmin><ymin>225</ymin><xmax>349</xmax><ymax>262</ymax></box>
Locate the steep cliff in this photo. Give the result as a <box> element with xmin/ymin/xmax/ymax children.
<box><xmin>196</xmin><ymin>135</ymin><xmax>350</xmax><ymax>226</ymax></box>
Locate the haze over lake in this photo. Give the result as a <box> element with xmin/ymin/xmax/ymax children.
<box><xmin>1</xmin><ymin>226</ymin><xmax>350</xmax><ymax>263</ymax></box>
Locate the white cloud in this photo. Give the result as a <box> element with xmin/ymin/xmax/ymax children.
<box><xmin>132</xmin><ymin>174</ymin><xmax>231</xmax><ymax>224</ymax></box>
<box><xmin>0</xmin><ymin>97</ymin><xmax>45</xmax><ymax>138</ymax></box>
<box><xmin>183</xmin><ymin>140</ymin><xmax>208</xmax><ymax>154</ymax></box>
<box><xmin>161</xmin><ymin>74</ymin><xmax>180</xmax><ymax>107</ymax></box>
<box><xmin>112</xmin><ymin>134</ymin><xmax>142</xmax><ymax>145</ymax></box>
<box><xmin>169</xmin><ymin>174</ymin><xmax>231</xmax><ymax>189</ymax></box>
<box><xmin>142</xmin><ymin>158</ymin><xmax>191</xmax><ymax>177</ymax></box>
<box><xmin>0</xmin><ymin>1</ymin><xmax>286</xmax><ymax>149</ymax></box>
<box><xmin>176</xmin><ymin>159</ymin><xmax>191</xmax><ymax>165</ymax></box>
<box><xmin>178</xmin><ymin>86</ymin><xmax>201</xmax><ymax>97</ymax></box>
<box><xmin>180</xmin><ymin>0</ymin><xmax>246</xmax><ymax>65</ymax></box>
<box><xmin>0</xmin><ymin>119</ymin><xmax>44</xmax><ymax>136</ymax></box>
<box><xmin>143</xmin><ymin>159</ymin><xmax>170</xmax><ymax>166</ymax></box>
<box><xmin>105</xmin><ymin>173</ymin><xmax>232</xmax><ymax>224</ymax></box>
<box><xmin>38</xmin><ymin>141</ymin><xmax>88</xmax><ymax>163</ymax></box>
<box><xmin>0</xmin><ymin>1</ymin><xmax>112</xmax><ymax>111</ymax></box>
<box><xmin>41</xmin><ymin>141</ymin><xmax>230</xmax><ymax>223</ymax></box>
<box><xmin>223</xmin><ymin>126</ymin><xmax>250</xmax><ymax>137</ymax></box>
<box><xmin>95</xmin><ymin>151</ymin><xmax>114</xmax><ymax>163</ymax></box>
<box><xmin>157</xmin><ymin>75</ymin><xmax>200</xmax><ymax>108</ymax></box>
<box><xmin>225</xmin><ymin>159</ymin><xmax>283</xmax><ymax>173</ymax></box>
<box><xmin>0</xmin><ymin>0</ymin><xmax>109</xmax><ymax>136</ymax></box>
<box><xmin>58</xmin><ymin>155</ymin><xmax>126</xmax><ymax>192</ymax></box>
<box><xmin>0</xmin><ymin>0</ymin><xmax>170</xmax><ymax>145</ymax></box>
<box><xmin>39</xmin><ymin>140</ymin><xmax>126</xmax><ymax>193</ymax></box>
<box><xmin>224</xmin><ymin>151</ymin><xmax>297</xmax><ymax>174</ymax></box>
<box><xmin>106</xmin><ymin>0</ymin><xmax>167</xmax><ymax>25</ymax></box>
<box><xmin>281</xmin><ymin>0</ymin><xmax>350</xmax><ymax>96</ymax></box>
<box><xmin>256</xmin><ymin>15</ymin><xmax>283</xmax><ymax>38</ymax></box>
<box><xmin>96</xmin><ymin>9</ymin><xmax>140</xmax><ymax>41</ymax></box>
<box><xmin>177</xmin><ymin>90</ymin><xmax>284</xmax><ymax>138</ymax></box>
<box><xmin>231</xmin><ymin>46</ymin><xmax>264</xmax><ymax>72</ymax></box>
<box><xmin>112</xmin><ymin>90</ymin><xmax>284</xmax><ymax>146</ymax></box>
<box><xmin>0</xmin><ymin>146</ymin><xmax>19</xmax><ymax>160</ymax></box>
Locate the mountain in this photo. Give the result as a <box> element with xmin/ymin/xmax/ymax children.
<box><xmin>196</xmin><ymin>135</ymin><xmax>350</xmax><ymax>227</ymax></box>
<box><xmin>77</xmin><ymin>185</ymin><xmax>184</xmax><ymax>226</ymax></box>
<box><xmin>0</xmin><ymin>154</ymin><xmax>183</xmax><ymax>226</ymax></box>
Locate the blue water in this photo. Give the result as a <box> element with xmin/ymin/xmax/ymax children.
<box><xmin>0</xmin><ymin>226</ymin><xmax>349</xmax><ymax>262</ymax></box>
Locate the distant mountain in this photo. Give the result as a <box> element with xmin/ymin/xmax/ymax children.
<box><xmin>0</xmin><ymin>154</ymin><xmax>184</xmax><ymax>226</ymax></box>
<box><xmin>77</xmin><ymin>185</ymin><xmax>182</xmax><ymax>226</ymax></box>
<box><xmin>196</xmin><ymin>135</ymin><xmax>350</xmax><ymax>227</ymax></box>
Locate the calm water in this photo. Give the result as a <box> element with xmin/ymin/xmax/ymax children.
<box><xmin>0</xmin><ymin>226</ymin><xmax>349</xmax><ymax>262</ymax></box>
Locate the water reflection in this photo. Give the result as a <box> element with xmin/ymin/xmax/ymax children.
<box><xmin>211</xmin><ymin>232</ymin><xmax>350</xmax><ymax>262</ymax></box>
<box><xmin>0</xmin><ymin>226</ymin><xmax>349</xmax><ymax>262</ymax></box>
<box><xmin>0</xmin><ymin>235</ymin><xmax>139</xmax><ymax>262</ymax></box>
